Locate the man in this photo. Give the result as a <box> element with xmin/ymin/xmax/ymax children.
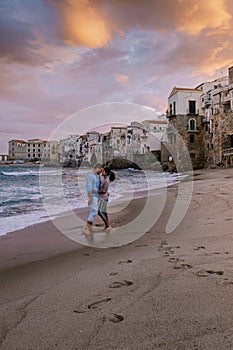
<box><xmin>83</xmin><ymin>163</ymin><xmax>102</xmax><ymax>235</ymax></box>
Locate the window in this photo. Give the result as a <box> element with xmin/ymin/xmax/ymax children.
<box><xmin>173</xmin><ymin>101</ymin><xmax>176</xmax><ymax>115</ymax></box>
<box><xmin>169</xmin><ymin>103</ymin><xmax>172</xmax><ymax>115</ymax></box>
<box><xmin>190</xmin><ymin>135</ymin><xmax>195</xmax><ymax>143</ymax></box>
<box><xmin>28</xmin><ymin>154</ymin><xmax>30</xmax><ymax>157</ymax></box>
<box><xmin>12</xmin><ymin>153</ymin><xmax>14</xmax><ymax>157</ymax></box>
<box><xmin>230</xmin><ymin>135</ymin><xmax>233</xmax><ymax>148</ymax></box>
<box><xmin>189</xmin><ymin>119</ymin><xmax>196</xmax><ymax>131</ymax></box>
<box><xmin>189</xmin><ymin>100</ymin><xmax>196</xmax><ymax>114</ymax></box>
<box><xmin>190</xmin><ymin>153</ymin><xmax>195</xmax><ymax>158</ymax></box>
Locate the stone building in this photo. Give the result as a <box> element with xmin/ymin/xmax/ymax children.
<box><xmin>198</xmin><ymin>76</ymin><xmax>229</xmax><ymax>166</ymax></box>
<box><xmin>210</xmin><ymin>75</ymin><xmax>233</xmax><ymax>166</ymax></box>
<box><xmin>126</xmin><ymin>122</ymin><xmax>149</xmax><ymax>161</ymax></box>
<box><xmin>85</xmin><ymin>131</ymin><xmax>102</xmax><ymax>165</ymax></box>
<box><xmin>167</xmin><ymin>87</ymin><xmax>205</xmax><ymax>169</ymax></box>
<box><xmin>8</xmin><ymin>140</ymin><xmax>27</xmax><ymax>160</ymax></box>
<box><xmin>166</xmin><ymin>68</ymin><xmax>233</xmax><ymax>169</ymax></box>
<box><xmin>27</xmin><ymin>139</ymin><xmax>47</xmax><ymax>160</ymax></box>
<box><xmin>110</xmin><ymin>126</ymin><xmax>127</xmax><ymax>157</ymax></box>
<box><xmin>8</xmin><ymin>139</ymin><xmax>58</xmax><ymax>162</ymax></box>
<box><xmin>101</xmin><ymin>132</ymin><xmax>112</xmax><ymax>165</ymax></box>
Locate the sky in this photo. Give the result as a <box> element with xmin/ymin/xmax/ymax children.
<box><xmin>1</xmin><ymin>0</ymin><xmax>233</xmax><ymax>154</ymax></box>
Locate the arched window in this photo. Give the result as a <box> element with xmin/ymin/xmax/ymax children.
<box><xmin>189</xmin><ymin>118</ymin><xmax>196</xmax><ymax>131</ymax></box>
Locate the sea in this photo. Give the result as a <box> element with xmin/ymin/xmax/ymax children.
<box><xmin>0</xmin><ymin>165</ymin><xmax>187</xmax><ymax>236</ymax></box>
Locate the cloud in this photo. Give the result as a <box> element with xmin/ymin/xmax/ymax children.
<box><xmin>176</xmin><ymin>0</ymin><xmax>231</xmax><ymax>35</ymax></box>
<box><xmin>49</xmin><ymin>0</ymin><xmax>232</xmax><ymax>48</ymax></box>
<box><xmin>49</xmin><ymin>0</ymin><xmax>113</xmax><ymax>48</ymax></box>
<box><xmin>0</xmin><ymin>15</ymin><xmax>41</xmax><ymax>64</ymax></box>
<box><xmin>114</xmin><ymin>73</ymin><xmax>129</xmax><ymax>83</ymax></box>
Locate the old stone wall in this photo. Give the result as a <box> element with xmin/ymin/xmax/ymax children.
<box><xmin>211</xmin><ymin>111</ymin><xmax>233</xmax><ymax>164</ymax></box>
<box><xmin>167</xmin><ymin>115</ymin><xmax>205</xmax><ymax>169</ymax></box>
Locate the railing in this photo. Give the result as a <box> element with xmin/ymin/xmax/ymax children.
<box><xmin>223</xmin><ymin>147</ymin><xmax>233</xmax><ymax>156</ymax></box>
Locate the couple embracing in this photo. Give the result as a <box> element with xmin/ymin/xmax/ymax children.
<box><xmin>84</xmin><ymin>163</ymin><xmax>115</xmax><ymax>235</ymax></box>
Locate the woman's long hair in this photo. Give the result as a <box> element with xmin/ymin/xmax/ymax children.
<box><xmin>104</xmin><ymin>166</ymin><xmax>115</xmax><ymax>182</ymax></box>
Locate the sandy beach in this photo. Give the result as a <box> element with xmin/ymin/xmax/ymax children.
<box><xmin>1</xmin><ymin>168</ymin><xmax>233</xmax><ymax>349</ymax></box>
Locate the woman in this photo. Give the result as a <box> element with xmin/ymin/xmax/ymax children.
<box><xmin>98</xmin><ymin>166</ymin><xmax>115</xmax><ymax>230</ymax></box>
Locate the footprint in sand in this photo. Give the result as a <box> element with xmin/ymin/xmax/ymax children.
<box><xmin>118</xmin><ymin>259</ymin><xmax>132</xmax><ymax>264</ymax></box>
<box><xmin>168</xmin><ymin>257</ymin><xmax>185</xmax><ymax>263</ymax></box>
<box><xmin>109</xmin><ymin>272</ymin><xmax>118</xmax><ymax>276</ymax></box>
<box><xmin>195</xmin><ymin>269</ymin><xmax>224</xmax><ymax>277</ymax></box>
<box><xmin>88</xmin><ymin>298</ymin><xmax>112</xmax><ymax>309</ymax></box>
<box><xmin>159</xmin><ymin>241</ymin><xmax>180</xmax><ymax>257</ymax></box>
<box><xmin>73</xmin><ymin>298</ymin><xmax>112</xmax><ymax>313</ymax></box>
<box><xmin>206</xmin><ymin>270</ymin><xmax>224</xmax><ymax>276</ymax></box>
<box><xmin>194</xmin><ymin>246</ymin><xmax>206</xmax><ymax>251</ymax></box>
<box><xmin>73</xmin><ymin>308</ymin><xmax>87</xmax><ymax>314</ymax></box>
<box><xmin>219</xmin><ymin>278</ymin><xmax>233</xmax><ymax>286</ymax></box>
<box><xmin>108</xmin><ymin>314</ymin><xmax>124</xmax><ymax>323</ymax></box>
<box><xmin>103</xmin><ymin>314</ymin><xmax>124</xmax><ymax>323</ymax></box>
<box><xmin>109</xmin><ymin>280</ymin><xmax>133</xmax><ymax>288</ymax></box>
<box><xmin>174</xmin><ymin>263</ymin><xmax>193</xmax><ymax>270</ymax></box>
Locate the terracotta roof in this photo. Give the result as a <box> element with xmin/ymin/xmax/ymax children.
<box><xmin>28</xmin><ymin>138</ymin><xmax>43</xmax><ymax>142</ymax></box>
<box><xmin>9</xmin><ymin>139</ymin><xmax>26</xmax><ymax>143</ymax></box>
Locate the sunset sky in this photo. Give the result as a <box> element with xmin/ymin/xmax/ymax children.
<box><xmin>1</xmin><ymin>0</ymin><xmax>233</xmax><ymax>154</ymax></box>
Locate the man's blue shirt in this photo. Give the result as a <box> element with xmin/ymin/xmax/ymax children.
<box><xmin>86</xmin><ymin>173</ymin><xmax>100</xmax><ymax>197</ymax></box>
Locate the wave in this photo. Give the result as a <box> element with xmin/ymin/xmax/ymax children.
<box><xmin>1</xmin><ymin>170</ymin><xmax>39</xmax><ymax>176</ymax></box>
<box><xmin>1</xmin><ymin>197</ymin><xmax>39</xmax><ymax>206</ymax></box>
<box><xmin>1</xmin><ymin>169</ymin><xmax>62</xmax><ymax>176</ymax></box>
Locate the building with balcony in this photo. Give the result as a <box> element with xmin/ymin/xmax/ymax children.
<box><xmin>166</xmin><ymin>66</ymin><xmax>233</xmax><ymax>169</ymax></box>
<box><xmin>110</xmin><ymin>126</ymin><xmax>127</xmax><ymax>157</ymax></box>
<box><xmin>167</xmin><ymin>87</ymin><xmax>205</xmax><ymax>169</ymax></box>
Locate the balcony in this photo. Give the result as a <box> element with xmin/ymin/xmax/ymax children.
<box><xmin>204</xmin><ymin>96</ymin><xmax>212</xmax><ymax>106</ymax></box>
<box><xmin>186</xmin><ymin>109</ymin><xmax>199</xmax><ymax>116</ymax></box>
<box><xmin>222</xmin><ymin>93</ymin><xmax>231</xmax><ymax>103</ymax></box>
<box><xmin>223</xmin><ymin>147</ymin><xmax>233</xmax><ymax>156</ymax></box>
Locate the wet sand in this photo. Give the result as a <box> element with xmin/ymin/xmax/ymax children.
<box><xmin>1</xmin><ymin>168</ymin><xmax>233</xmax><ymax>349</ymax></box>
